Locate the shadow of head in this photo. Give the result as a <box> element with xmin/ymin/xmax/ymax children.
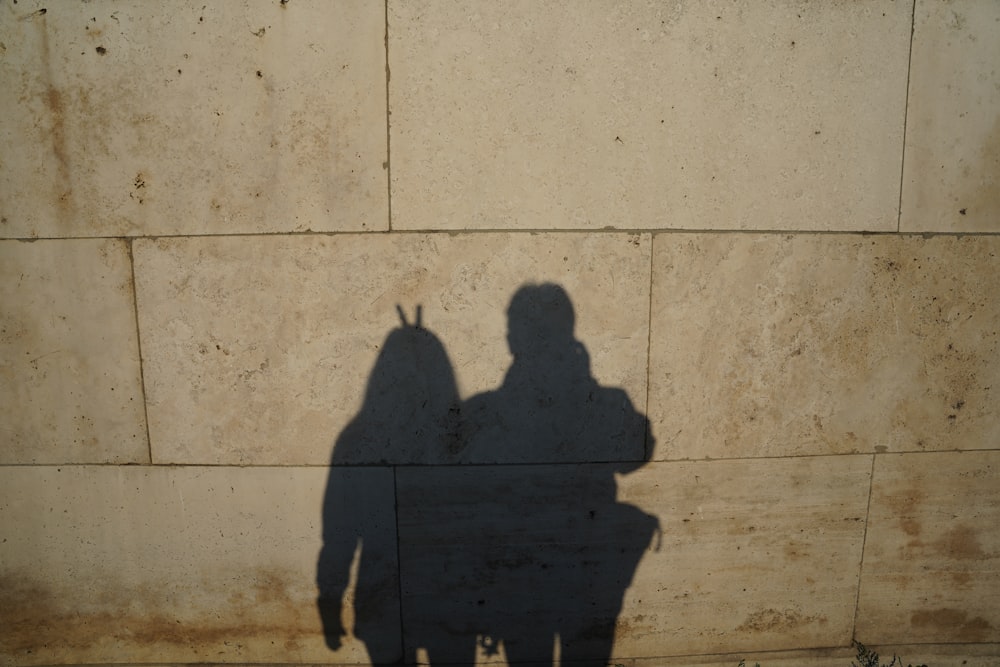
<box><xmin>506</xmin><ymin>283</ymin><xmax>577</xmax><ymax>358</ymax></box>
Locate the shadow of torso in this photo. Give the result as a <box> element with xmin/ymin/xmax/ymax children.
<box><xmin>402</xmin><ymin>344</ymin><xmax>657</xmax><ymax>666</ymax></box>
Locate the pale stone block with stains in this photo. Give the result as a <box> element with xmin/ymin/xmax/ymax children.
<box><xmin>133</xmin><ymin>233</ymin><xmax>650</xmax><ymax>465</ymax></box>
<box><xmin>634</xmin><ymin>644</ymin><xmax>1000</xmax><ymax>667</ymax></box>
<box><xmin>0</xmin><ymin>465</ymin><xmax>398</xmax><ymax>665</ymax></box>
<box><xmin>900</xmin><ymin>0</ymin><xmax>1000</xmax><ymax>232</ymax></box>
<box><xmin>0</xmin><ymin>239</ymin><xmax>147</xmax><ymax>463</ymax></box>
<box><xmin>649</xmin><ymin>234</ymin><xmax>1000</xmax><ymax>460</ymax></box>
<box><xmin>389</xmin><ymin>1</ymin><xmax>909</xmax><ymax>231</ymax></box>
<box><xmin>615</xmin><ymin>456</ymin><xmax>871</xmax><ymax>657</ymax></box>
<box><xmin>0</xmin><ymin>0</ymin><xmax>386</xmax><ymax>238</ymax></box>
<box><xmin>856</xmin><ymin>451</ymin><xmax>1000</xmax><ymax>644</ymax></box>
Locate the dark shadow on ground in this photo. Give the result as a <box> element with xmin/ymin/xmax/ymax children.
<box><xmin>318</xmin><ymin>284</ymin><xmax>659</xmax><ymax>665</ymax></box>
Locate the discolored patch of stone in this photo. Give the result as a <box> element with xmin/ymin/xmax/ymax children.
<box><xmin>911</xmin><ymin>608</ymin><xmax>993</xmax><ymax>642</ymax></box>
<box><xmin>737</xmin><ymin>608</ymin><xmax>826</xmax><ymax>634</ymax></box>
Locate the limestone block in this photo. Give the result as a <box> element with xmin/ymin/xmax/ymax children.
<box><xmin>634</xmin><ymin>644</ymin><xmax>1000</xmax><ymax>667</ymax></box>
<box><xmin>649</xmin><ymin>234</ymin><xmax>1000</xmax><ymax>460</ymax></box>
<box><xmin>395</xmin><ymin>456</ymin><xmax>870</xmax><ymax>660</ymax></box>
<box><xmin>389</xmin><ymin>1</ymin><xmax>910</xmax><ymax>231</ymax></box>
<box><xmin>133</xmin><ymin>233</ymin><xmax>650</xmax><ymax>464</ymax></box>
<box><xmin>0</xmin><ymin>239</ymin><xmax>147</xmax><ymax>463</ymax></box>
<box><xmin>856</xmin><ymin>451</ymin><xmax>1000</xmax><ymax>644</ymax></box>
<box><xmin>900</xmin><ymin>0</ymin><xmax>1000</xmax><ymax>232</ymax></box>
<box><xmin>619</xmin><ymin>456</ymin><xmax>871</xmax><ymax>656</ymax></box>
<box><xmin>0</xmin><ymin>0</ymin><xmax>386</xmax><ymax>238</ymax></box>
<box><xmin>0</xmin><ymin>465</ymin><xmax>398</xmax><ymax>665</ymax></box>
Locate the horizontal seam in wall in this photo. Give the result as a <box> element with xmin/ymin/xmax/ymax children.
<box><xmin>3</xmin><ymin>229</ymin><xmax>1000</xmax><ymax>243</ymax></box>
<box><xmin>4</xmin><ymin>447</ymin><xmax>998</xmax><ymax>469</ymax></box>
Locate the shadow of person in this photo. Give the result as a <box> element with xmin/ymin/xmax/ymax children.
<box><xmin>399</xmin><ymin>284</ymin><xmax>659</xmax><ymax>666</ymax></box>
<box><xmin>320</xmin><ymin>286</ymin><xmax>658</xmax><ymax>665</ymax></box>
<box><xmin>317</xmin><ymin>306</ymin><xmax>461</xmax><ymax>664</ymax></box>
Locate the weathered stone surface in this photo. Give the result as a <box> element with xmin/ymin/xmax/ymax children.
<box><xmin>0</xmin><ymin>465</ymin><xmax>398</xmax><ymax>665</ymax></box>
<box><xmin>0</xmin><ymin>239</ymin><xmax>147</xmax><ymax>463</ymax></box>
<box><xmin>649</xmin><ymin>234</ymin><xmax>1000</xmax><ymax>460</ymax></box>
<box><xmin>389</xmin><ymin>1</ymin><xmax>909</xmax><ymax>231</ymax></box>
<box><xmin>634</xmin><ymin>644</ymin><xmax>1000</xmax><ymax>667</ymax></box>
<box><xmin>900</xmin><ymin>0</ymin><xmax>1000</xmax><ymax>232</ymax></box>
<box><xmin>3</xmin><ymin>0</ymin><xmax>1000</xmax><ymax>663</ymax></box>
<box><xmin>856</xmin><ymin>451</ymin><xmax>1000</xmax><ymax>644</ymax></box>
<box><xmin>615</xmin><ymin>456</ymin><xmax>871</xmax><ymax>656</ymax></box>
<box><xmin>133</xmin><ymin>233</ymin><xmax>650</xmax><ymax>465</ymax></box>
<box><xmin>0</xmin><ymin>0</ymin><xmax>386</xmax><ymax>238</ymax></box>
<box><xmin>396</xmin><ymin>456</ymin><xmax>870</xmax><ymax>660</ymax></box>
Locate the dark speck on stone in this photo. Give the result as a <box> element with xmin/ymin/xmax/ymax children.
<box><xmin>96</xmin><ymin>46</ymin><xmax>107</xmax><ymax>55</ymax></box>
<box><xmin>959</xmin><ymin>208</ymin><xmax>967</xmax><ymax>215</ymax></box>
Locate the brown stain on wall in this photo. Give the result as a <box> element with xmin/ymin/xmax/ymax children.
<box><xmin>951</xmin><ymin>571</ymin><xmax>973</xmax><ymax>587</ymax></box>
<box><xmin>934</xmin><ymin>524</ymin><xmax>987</xmax><ymax>560</ymax></box>
<box><xmin>736</xmin><ymin>608</ymin><xmax>826</xmax><ymax>634</ymax></box>
<box><xmin>32</xmin><ymin>8</ymin><xmax>77</xmax><ymax>220</ymax></box>
<box><xmin>43</xmin><ymin>86</ymin><xmax>70</xmax><ymax>174</ymax></box>
<box><xmin>884</xmin><ymin>486</ymin><xmax>925</xmax><ymax>537</ymax></box>
<box><xmin>911</xmin><ymin>608</ymin><xmax>993</xmax><ymax>642</ymax></box>
<box><xmin>0</xmin><ymin>567</ymin><xmax>319</xmax><ymax>658</ymax></box>
<box><xmin>904</xmin><ymin>522</ymin><xmax>991</xmax><ymax>564</ymax></box>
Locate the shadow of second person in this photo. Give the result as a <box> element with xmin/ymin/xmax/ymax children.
<box><xmin>397</xmin><ymin>283</ymin><xmax>659</xmax><ymax>666</ymax></box>
<box><xmin>318</xmin><ymin>305</ymin><xmax>462</xmax><ymax>664</ymax></box>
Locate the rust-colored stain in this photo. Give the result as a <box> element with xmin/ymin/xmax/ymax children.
<box><xmin>906</xmin><ymin>524</ymin><xmax>989</xmax><ymax>561</ymax></box>
<box><xmin>43</xmin><ymin>87</ymin><xmax>70</xmax><ymax>174</ymax></box>
<box><xmin>951</xmin><ymin>571</ymin><xmax>973</xmax><ymax>587</ymax></box>
<box><xmin>900</xmin><ymin>517</ymin><xmax>921</xmax><ymax>537</ymax></box>
<box><xmin>910</xmin><ymin>608</ymin><xmax>993</xmax><ymax>642</ymax></box>
<box><xmin>783</xmin><ymin>540</ymin><xmax>812</xmax><ymax>561</ymax></box>
<box><xmin>934</xmin><ymin>524</ymin><xmax>987</xmax><ymax>560</ymax></box>
<box><xmin>31</xmin><ymin>8</ymin><xmax>76</xmax><ymax>219</ymax></box>
<box><xmin>0</xmin><ymin>567</ymin><xmax>318</xmax><ymax>657</ymax></box>
<box><xmin>736</xmin><ymin>608</ymin><xmax>825</xmax><ymax>633</ymax></box>
<box><xmin>884</xmin><ymin>486</ymin><xmax>925</xmax><ymax>537</ymax></box>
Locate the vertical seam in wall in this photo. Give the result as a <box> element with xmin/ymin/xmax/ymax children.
<box><xmin>127</xmin><ymin>238</ymin><xmax>154</xmax><ymax>465</ymax></box>
<box><xmin>392</xmin><ymin>465</ymin><xmax>407</xmax><ymax>660</ymax></box>
<box><xmin>643</xmin><ymin>233</ymin><xmax>656</xmax><ymax>460</ymax></box>
<box><xmin>896</xmin><ymin>0</ymin><xmax>918</xmax><ymax>233</ymax></box>
<box><xmin>851</xmin><ymin>453</ymin><xmax>878</xmax><ymax>642</ymax></box>
<box><xmin>384</xmin><ymin>0</ymin><xmax>393</xmax><ymax>232</ymax></box>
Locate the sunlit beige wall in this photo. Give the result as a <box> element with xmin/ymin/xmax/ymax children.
<box><xmin>1</xmin><ymin>1</ymin><xmax>998</xmax><ymax>665</ymax></box>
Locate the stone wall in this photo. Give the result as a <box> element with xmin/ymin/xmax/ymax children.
<box><xmin>1</xmin><ymin>1</ymin><xmax>998</xmax><ymax>665</ymax></box>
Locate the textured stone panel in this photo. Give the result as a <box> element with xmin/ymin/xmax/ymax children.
<box><xmin>389</xmin><ymin>1</ymin><xmax>909</xmax><ymax>231</ymax></box>
<box><xmin>616</xmin><ymin>456</ymin><xmax>871</xmax><ymax>656</ymax></box>
<box><xmin>634</xmin><ymin>645</ymin><xmax>1000</xmax><ymax>667</ymax></box>
<box><xmin>133</xmin><ymin>233</ymin><xmax>650</xmax><ymax>464</ymax></box>
<box><xmin>856</xmin><ymin>451</ymin><xmax>1000</xmax><ymax>644</ymax></box>
<box><xmin>0</xmin><ymin>239</ymin><xmax>147</xmax><ymax>463</ymax></box>
<box><xmin>0</xmin><ymin>0</ymin><xmax>386</xmax><ymax>238</ymax></box>
<box><xmin>900</xmin><ymin>0</ymin><xmax>1000</xmax><ymax>232</ymax></box>
<box><xmin>649</xmin><ymin>234</ymin><xmax>1000</xmax><ymax>460</ymax></box>
<box><xmin>0</xmin><ymin>465</ymin><xmax>398</xmax><ymax>665</ymax></box>
<box><xmin>395</xmin><ymin>456</ymin><xmax>870</xmax><ymax>660</ymax></box>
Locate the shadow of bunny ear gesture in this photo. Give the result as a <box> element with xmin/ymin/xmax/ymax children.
<box><xmin>396</xmin><ymin>304</ymin><xmax>423</xmax><ymax>329</ymax></box>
